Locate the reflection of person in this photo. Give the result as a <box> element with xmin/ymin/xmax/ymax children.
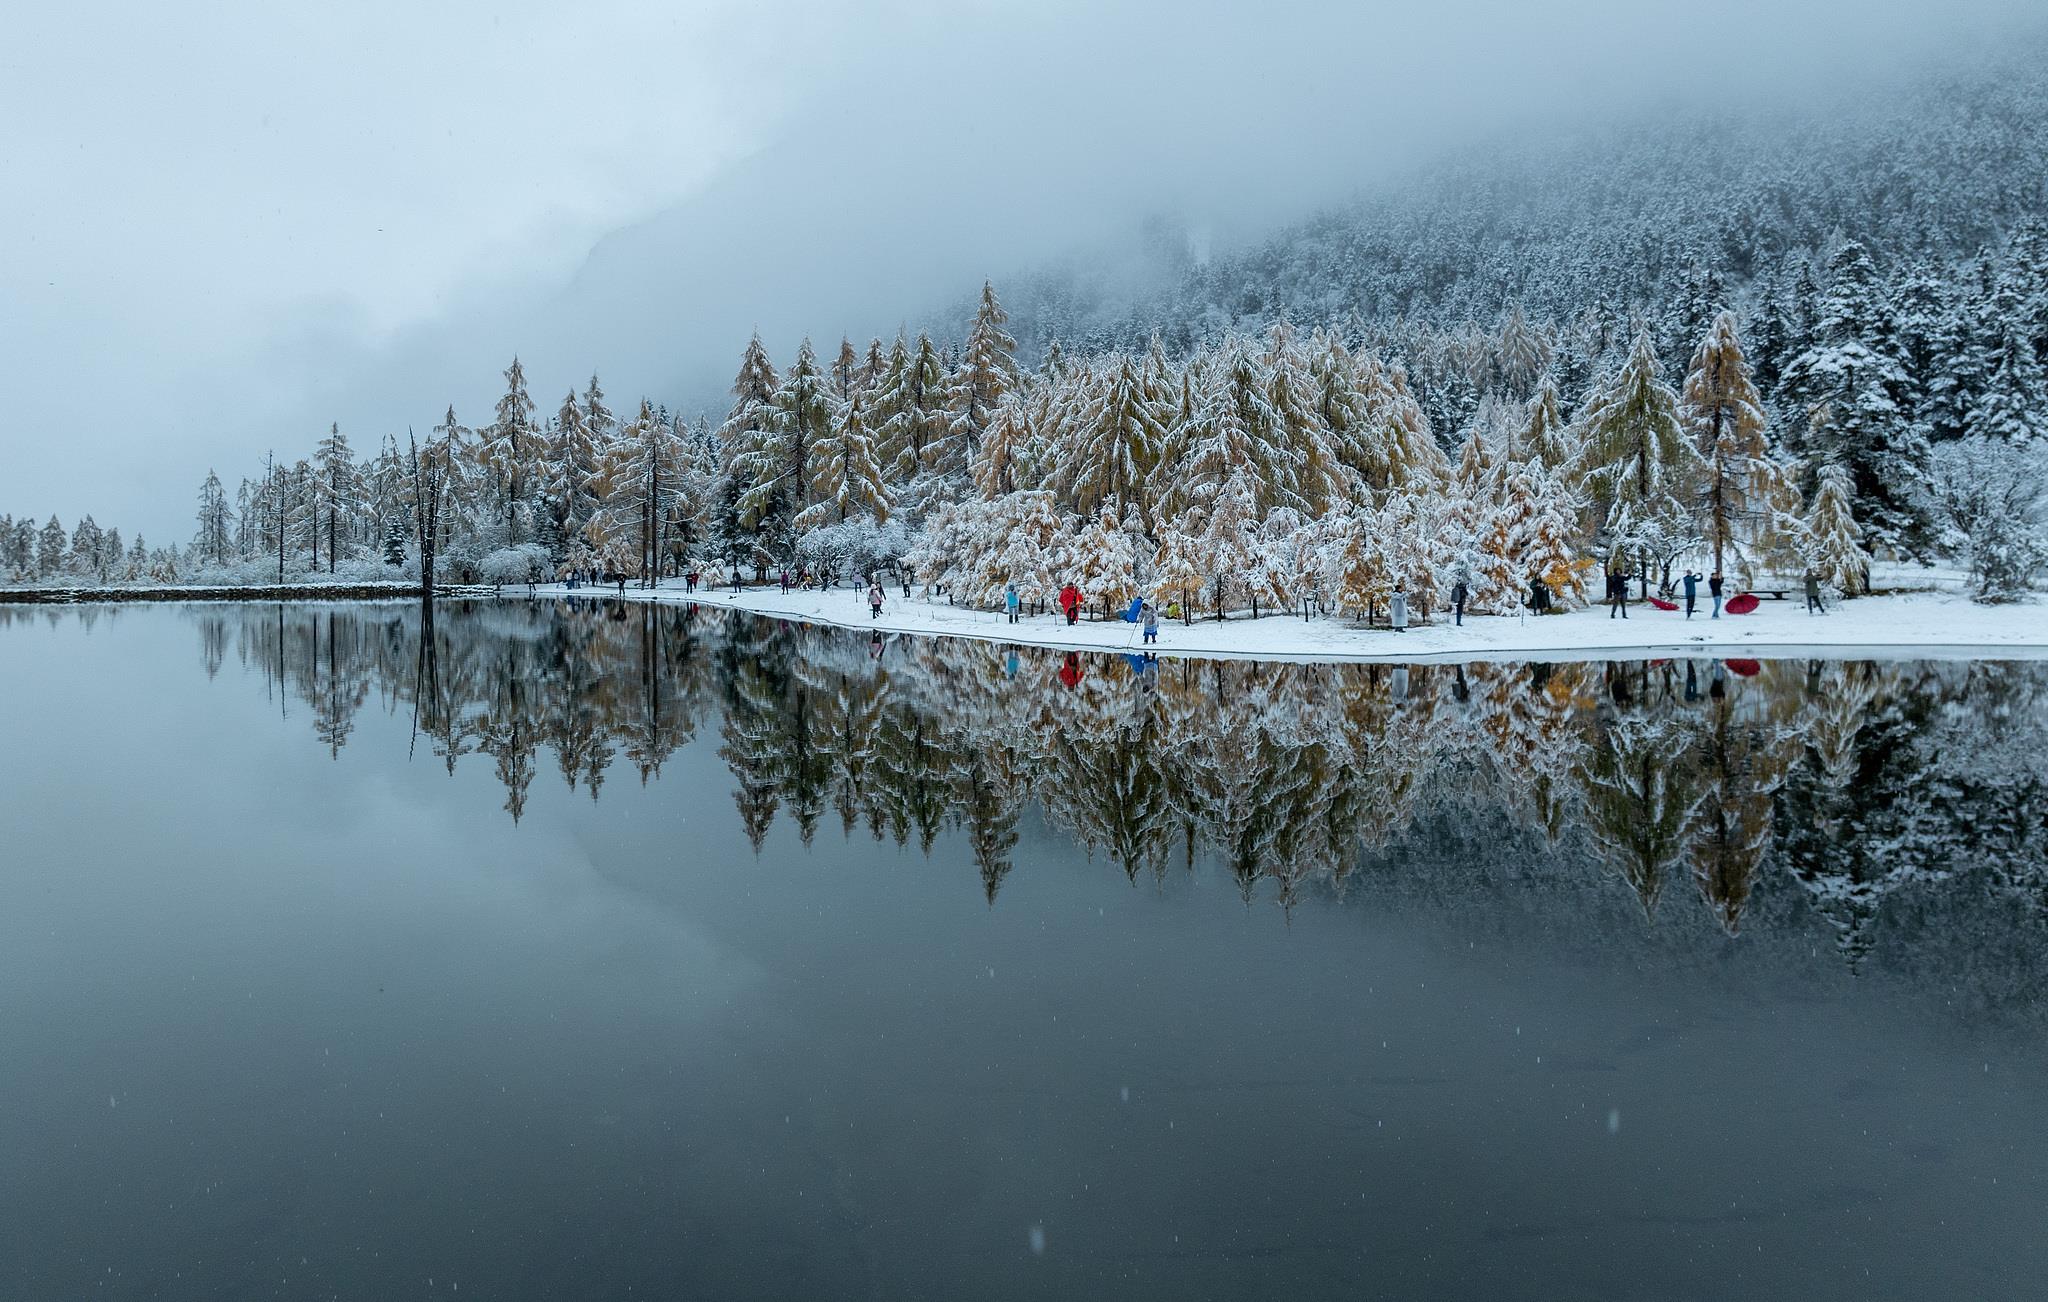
<box><xmin>869</xmin><ymin>629</ymin><xmax>883</xmax><ymax>659</ymax></box>
<box><xmin>1057</xmin><ymin>652</ymin><xmax>1083</xmax><ymax>688</ymax></box>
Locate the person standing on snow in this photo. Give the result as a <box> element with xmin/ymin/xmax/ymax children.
<box><xmin>1390</xmin><ymin>583</ymin><xmax>1409</xmax><ymax>632</ymax></box>
<box><xmin>1682</xmin><ymin>569</ymin><xmax>1699</xmax><ymax>619</ymax></box>
<box><xmin>1450</xmin><ymin>576</ymin><xmax>1469</xmax><ymax>627</ymax></box>
<box><xmin>1005</xmin><ymin>582</ymin><xmax>1021</xmax><ymax>624</ymax></box>
<box><xmin>1606</xmin><ymin>568</ymin><xmax>1629</xmax><ymax>619</ymax></box>
<box><xmin>1804</xmin><ymin>570</ymin><xmax>1827</xmax><ymax>615</ymax></box>
<box><xmin>868</xmin><ymin>581</ymin><xmax>885</xmax><ymax>619</ymax></box>
<box><xmin>1709</xmin><ymin>570</ymin><xmax>1724</xmax><ymax>619</ymax></box>
<box><xmin>1058</xmin><ymin>583</ymin><xmax>1082</xmax><ymax>626</ymax></box>
<box><xmin>1141</xmin><ymin>601</ymin><xmax>1159</xmax><ymax>646</ymax></box>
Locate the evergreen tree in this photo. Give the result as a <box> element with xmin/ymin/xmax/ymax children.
<box><xmin>1573</xmin><ymin>328</ymin><xmax>1701</xmax><ymax>580</ymax></box>
<box><xmin>1054</xmin><ymin>353</ymin><xmax>1164</xmax><ymax>521</ymax></box>
<box><xmin>547</xmin><ymin>389</ymin><xmax>601</xmax><ymax>551</ymax></box>
<box><xmin>832</xmin><ymin>337</ymin><xmax>861</xmax><ymax>399</ymax></box>
<box><xmin>735</xmin><ymin>338</ymin><xmax>835</xmax><ymax>560</ymax></box>
<box><xmin>1513</xmin><ymin>374</ymin><xmax>1577</xmax><ymax>470</ymax></box>
<box><xmin>194</xmin><ymin>469</ymin><xmax>235</xmax><ymax>566</ymax></box>
<box><xmin>1964</xmin><ymin>277</ymin><xmax>2048</xmax><ymax>443</ymax></box>
<box><xmin>480</xmin><ymin>357</ymin><xmax>543</xmax><ymax>539</ymax></box>
<box><xmin>796</xmin><ymin>392</ymin><xmax>890</xmax><ymax>531</ymax></box>
<box><xmin>946</xmin><ymin>282</ymin><xmax>1021</xmax><ymax>474</ymax></box>
<box><xmin>1803</xmin><ymin>461</ymin><xmax>1869</xmax><ymax>595</ymax></box>
<box><xmin>1779</xmin><ymin>241</ymin><xmax>1932</xmax><ymax>557</ymax></box>
<box><xmin>313</xmin><ymin>423</ymin><xmax>362</xmax><ymax>572</ymax></box>
<box><xmin>36</xmin><ymin>516</ymin><xmax>67</xmax><ymax>578</ymax></box>
<box><xmin>1680</xmin><ymin>312</ymin><xmax>1774</xmax><ymax>577</ymax></box>
<box><xmin>69</xmin><ymin>515</ymin><xmax>103</xmax><ymax>577</ymax></box>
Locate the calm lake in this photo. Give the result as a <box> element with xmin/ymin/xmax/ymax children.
<box><xmin>2</xmin><ymin>600</ymin><xmax>2045</xmax><ymax>1301</ymax></box>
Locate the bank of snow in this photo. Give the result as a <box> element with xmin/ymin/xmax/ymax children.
<box><xmin>540</xmin><ymin>580</ymin><xmax>2047</xmax><ymax>664</ymax></box>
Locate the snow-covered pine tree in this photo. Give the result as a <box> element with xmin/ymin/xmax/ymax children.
<box><xmin>1309</xmin><ymin>330</ymin><xmax>1376</xmax><ymax>492</ymax></box>
<box><xmin>68</xmin><ymin>515</ymin><xmax>102</xmax><ymax>578</ymax></box>
<box><xmin>1778</xmin><ymin>241</ymin><xmax>1932</xmax><ymax>557</ymax></box>
<box><xmin>546</xmin><ymin>390</ymin><xmax>600</xmax><ymax>554</ymax></box>
<box><xmin>1265</xmin><ymin>320</ymin><xmax>1344</xmax><ymax>511</ymax></box>
<box><xmin>1803</xmin><ymin>461</ymin><xmax>1869</xmax><ymax>595</ymax></box>
<box><xmin>313</xmin><ymin>423</ymin><xmax>362</xmax><ymax>572</ymax></box>
<box><xmin>972</xmin><ymin>394</ymin><xmax>1036</xmax><ymax>500</ymax></box>
<box><xmin>1151</xmin><ymin>505</ymin><xmax>1209</xmax><ymax>622</ymax></box>
<box><xmin>480</xmin><ymin>357</ymin><xmax>543</xmax><ymax>540</ymax></box>
<box><xmin>431</xmin><ymin>406</ymin><xmax>477</xmax><ymax>545</ymax></box>
<box><xmin>832</xmin><ymin>337</ymin><xmax>860</xmax><ymax>400</ymax></box>
<box><xmin>1573</xmin><ymin>327</ymin><xmax>1701</xmax><ymax>586</ymax></box>
<box><xmin>587</xmin><ymin>400</ymin><xmax>689</xmax><ymax>585</ymax></box>
<box><xmin>733</xmin><ymin>338</ymin><xmax>835</xmax><ymax>561</ymax></box>
<box><xmin>1322</xmin><ymin>501</ymin><xmax>1389</xmax><ymax>621</ymax></box>
<box><xmin>796</xmin><ymin>391</ymin><xmax>890</xmax><ymax>532</ymax></box>
<box><xmin>945</xmin><ymin>282</ymin><xmax>1021</xmax><ymax>477</ymax></box>
<box><xmin>194</xmin><ymin>470</ymin><xmax>235</xmax><ymax>566</ymax></box>
<box><xmin>1506</xmin><ymin>460</ymin><xmax>1587</xmax><ymax>606</ymax></box>
<box><xmin>1214</xmin><ymin>337</ymin><xmax>1305</xmax><ymax>511</ymax></box>
<box><xmin>1963</xmin><ymin>275</ymin><xmax>2048</xmax><ymax>444</ymax></box>
<box><xmin>36</xmin><ymin>516</ymin><xmax>67</xmax><ymax>578</ymax></box>
<box><xmin>1680</xmin><ymin>311</ymin><xmax>1773</xmax><ymax>578</ymax></box>
<box><xmin>1381</xmin><ymin>361</ymin><xmax>1452</xmax><ymax>490</ymax></box>
<box><xmin>1497</xmin><ymin>304</ymin><xmax>1553</xmax><ymax>397</ymax></box>
<box><xmin>1067</xmin><ymin>508</ymin><xmax>1137</xmax><ymax>615</ymax></box>
<box><xmin>1925</xmin><ymin>436</ymin><xmax>2048</xmax><ymax>602</ymax></box>
<box><xmin>1053</xmin><ymin>353</ymin><xmax>1164</xmax><ymax>522</ymax></box>
<box><xmin>1513</xmin><ymin>374</ymin><xmax>1576</xmax><ymax>470</ymax></box>
<box><xmin>1189</xmin><ymin>466</ymin><xmax>1265</xmax><ymax>618</ymax></box>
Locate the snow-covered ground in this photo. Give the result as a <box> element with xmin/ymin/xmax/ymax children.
<box><xmin>540</xmin><ymin>579</ymin><xmax>2047</xmax><ymax>664</ymax></box>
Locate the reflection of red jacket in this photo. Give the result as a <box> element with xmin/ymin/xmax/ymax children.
<box><xmin>1058</xmin><ymin>585</ymin><xmax>1081</xmax><ymax>611</ymax></box>
<box><xmin>1058</xmin><ymin>653</ymin><xmax>1083</xmax><ymax>688</ymax></box>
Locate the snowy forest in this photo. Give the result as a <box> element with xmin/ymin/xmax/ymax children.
<box><xmin>7</xmin><ymin>55</ymin><xmax>2047</xmax><ymax>610</ymax></box>
<box><xmin>52</xmin><ymin>598</ymin><xmax>2045</xmax><ymax>1008</ymax></box>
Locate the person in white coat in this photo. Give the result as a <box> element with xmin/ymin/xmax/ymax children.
<box><xmin>1390</xmin><ymin>583</ymin><xmax>1409</xmax><ymax>632</ymax></box>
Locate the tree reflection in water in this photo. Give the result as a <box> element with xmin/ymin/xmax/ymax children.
<box><xmin>171</xmin><ymin>599</ymin><xmax>2048</xmax><ymax>982</ymax></box>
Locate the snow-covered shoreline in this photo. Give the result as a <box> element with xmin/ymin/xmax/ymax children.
<box><xmin>539</xmin><ymin>579</ymin><xmax>2048</xmax><ymax>664</ymax></box>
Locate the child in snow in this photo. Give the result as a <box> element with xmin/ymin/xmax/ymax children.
<box><xmin>868</xmin><ymin>582</ymin><xmax>885</xmax><ymax>618</ymax></box>
<box><xmin>1141</xmin><ymin>602</ymin><xmax>1159</xmax><ymax>645</ymax></box>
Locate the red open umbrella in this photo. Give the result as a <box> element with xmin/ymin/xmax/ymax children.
<box><xmin>1725</xmin><ymin>592</ymin><xmax>1761</xmax><ymax>615</ymax></box>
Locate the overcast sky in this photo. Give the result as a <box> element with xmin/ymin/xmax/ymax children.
<box><xmin>3</xmin><ymin>0</ymin><xmax>2036</xmax><ymax>542</ymax></box>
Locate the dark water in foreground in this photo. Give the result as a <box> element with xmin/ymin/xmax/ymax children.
<box><xmin>2</xmin><ymin>600</ymin><xmax>2046</xmax><ymax>1301</ymax></box>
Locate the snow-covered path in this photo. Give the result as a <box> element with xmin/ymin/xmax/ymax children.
<box><xmin>540</xmin><ymin>580</ymin><xmax>2047</xmax><ymax>664</ymax></box>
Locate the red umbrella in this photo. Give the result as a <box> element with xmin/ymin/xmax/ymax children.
<box><xmin>1647</xmin><ymin>596</ymin><xmax>1678</xmax><ymax>611</ymax></box>
<box><xmin>1725</xmin><ymin>592</ymin><xmax>1760</xmax><ymax>615</ymax></box>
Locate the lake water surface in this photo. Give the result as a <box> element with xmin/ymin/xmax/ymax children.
<box><xmin>3</xmin><ymin>600</ymin><xmax>2045</xmax><ymax>1300</ymax></box>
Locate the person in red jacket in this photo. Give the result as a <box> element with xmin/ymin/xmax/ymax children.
<box><xmin>1058</xmin><ymin>583</ymin><xmax>1082</xmax><ymax>626</ymax></box>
